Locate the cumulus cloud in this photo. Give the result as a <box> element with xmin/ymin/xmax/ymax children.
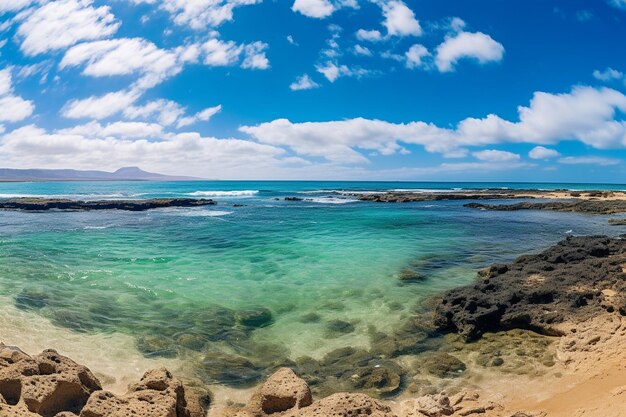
<box><xmin>354</xmin><ymin>45</ymin><xmax>372</xmax><ymax>56</ymax></box>
<box><xmin>382</xmin><ymin>1</ymin><xmax>421</xmax><ymax>37</ymax></box>
<box><xmin>290</xmin><ymin>74</ymin><xmax>320</xmax><ymax>91</ymax></box>
<box><xmin>435</xmin><ymin>31</ymin><xmax>504</xmax><ymax>72</ymax></box>
<box><xmin>60</xmin><ymin>38</ymin><xmax>184</xmax><ymax>89</ymax></box>
<box><xmin>16</xmin><ymin>0</ymin><xmax>120</xmax><ymax>56</ymax></box>
<box><xmin>405</xmin><ymin>44</ymin><xmax>429</xmax><ymax>69</ymax></box>
<box><xmin>593</xmin><ymin>67</ymin><xmax>624</xmax><ymax>82</ymax></box>
<box><xmin>292</xmin><ymin>0</ymin><xmax>335</xmax><ymax>18</ymax></box>
<box><xmin>472</xmin><ymin>149</ymin><xmax>520</xmax><ymax>162</ymax></box>
<box><xmin>241</xmin><ymin>42</ymin><xmax>269</xmax><ymax>69</ymax></box>
<box><xmin>558</xmin><ymin>156</ymin><xmax>621</xmax><ymax>166</ymax></box>
<box><xmin>529</xmin><ymin>146</ymin><xmax>560</xmax><ymax>159</ymax></box>
<box><xmin>131</xmin><ymin>0</ymin><xmax>261</xmax><ymax>30</ymax></box>
<box><xmin>241</xmin><ymin>86</ymin><xmax>626</xmax><ymax>163</ymax></box>
<box><xmin>62</xmin><ymin>90</ymin><xmax>141</xmax><ymax>120</ymax></box>
<box><xmin>0</xmin><ymin>68</ymin><xmax>34</xmax><ymax>122</ymax></box>
<box><xmin>356</xmin><ymin>29</ymin><xmax>382</xmax><ymax>41</ymax></box>
<box><xmin>0</xmin><ymin>124</ymin><xmax>288</xmax><ymax>178</ymax></box>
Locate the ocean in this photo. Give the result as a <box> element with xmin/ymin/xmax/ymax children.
<box><xmin>0</xmin><ymin>181</ymin><xmax>623</xmax><ymax>392</ymax></box>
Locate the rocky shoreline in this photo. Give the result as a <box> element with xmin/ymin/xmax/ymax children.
<box><xmin>5</xmin><ymin>235</ymin><xmax>626</xmax><ymax>416</ymax></box>
<box><xmin>465</xmin><ymin>200</ymin><xmax>626</xmax><ymax>215</ymax></box>
<box><xmin>348</xmin><ymin>189</ymin><xmax>626</xmax><ymax>203</ymax></box>
<box><xmin>0</xmin><ymin>198</ymin><xmax>216</xmax><ymax>212</ymax></box>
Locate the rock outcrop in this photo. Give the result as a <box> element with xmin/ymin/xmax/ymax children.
<box><xmin>465</xmin><ymin>200</ymin><xmax>626</xmax><ymax>215</ymax></box>
<box><xmin>0</xmin><ymin>346</ymin><xmax>101</xmax><ymax>417</ymax></box>
<box><xmin>0</xmin><ymin>198</ymin><xmax>216</xmax><ymax>212</ymax></box>
<box><xmin>434</xmin><ymin>235</ymin><xmax>626</xmax><ymax>341</ymax></box>
<box><xmin>0</xmin><ymin>346</ymin><xmax>207</xmax><ymax>417</ymax></box>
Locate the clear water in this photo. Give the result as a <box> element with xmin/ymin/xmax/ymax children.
<box><xmin>0</xmin><ymin>181</ymin><xmax>622</xmax><ymax>387</ymax></box>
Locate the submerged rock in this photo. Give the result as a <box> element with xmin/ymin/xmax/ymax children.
<box><xmin>14</xmin><ymin>288</ymin><xmax>49</xmax><ymax>310</ymax></box>
<box><xmin>398</xmin><ymin>268</ymin><xmax>426</xmax><ymax>283</ymax></box>
<box><xmin>136</xmin><ymin>335</ymin><xmax>178</xmax><ymax>358</ymax></box>
<box><xmin>235</xmin><ymin>308</ymin><xmax>273</xmax><ymax>328</ymax></box>
<box><xmin>197</xmin><ymin>352</ymin><xmax>263</xmax><ymax>386</ymax></box>
<box><xmin>324</xmin><ymin>320</ymin><xmax>355</xmax><ymax>338</ymax></box>
<box><xmin>419</xmin><ymin>353</ymin><xmax>466</xmax><ymax>378</ymax></box>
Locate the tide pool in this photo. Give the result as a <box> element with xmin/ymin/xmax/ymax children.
<box><xmin>0</xmin><ymin>181</ymin><xmax>622</xmax><ymax>389</ymax></box>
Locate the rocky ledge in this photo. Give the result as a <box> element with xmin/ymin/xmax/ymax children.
<box><xmin>0</xmin><ymin>344</ymin><xmax>209</xmax><ymax>417</ymax></box>
<box><xmin>433</xmin><ymin>235</ymin><xmax>626</xmax><ymax>341</ymax></box>
<box><xmin>465</xmin><ymin>200</ymin><xmax>626</xmax><ymax>215</ymax></box>
<box><xmin>0</xmin><ymin>198</ymin><xmax>216</xmax><ymax>212</ymax></box>
<box><xmin>350</xmin><ymin>190</ymin><xmax>535</xmax><ymax>203</ymax></box>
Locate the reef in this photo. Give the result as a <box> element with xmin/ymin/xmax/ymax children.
<box><xmin>0</xmin><ymin>198</ymin><xmax>216</xmax><ymax>212</ymax></box>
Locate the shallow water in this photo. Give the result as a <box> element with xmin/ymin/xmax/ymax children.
<box><xmin>0</xmin><ymin>181</ymin><xmax>622</xmax><ymax>390</ymax></box>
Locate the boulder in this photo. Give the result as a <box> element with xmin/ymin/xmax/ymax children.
<box><xmin>79</xmin><ymin>368</ymin><xmax>197</xmax><ymax>417</ymax></box>
<box><xmin>286</xmin><ymin>393</ymin><xmax>394</xmax><ymax>417</ymax></box>
<box><xmin>245</xmin><ymin>368</ymin><xmax>312</xmax><ymax>415</ymax></box>
<box><xmin>0</xmin><ymin>348</ymin><xmax>101</xmax><ymax>417</ymax></box>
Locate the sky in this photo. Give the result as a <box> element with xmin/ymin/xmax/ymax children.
<box><xmin>1</xmin><ymin>0</ymin><xmax>626</xmax><ymax>181</ymax></box>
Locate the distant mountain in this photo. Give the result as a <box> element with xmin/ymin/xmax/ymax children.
<box><xmin>0</xmin><ymin>167</ymin><xmax>199</xmax><ymax>182</ymax></box>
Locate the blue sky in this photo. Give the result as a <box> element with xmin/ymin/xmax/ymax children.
<box><xmin>1</xmin><ymin>0</ymin><xmax>626</xmax><ymax>181</ymax></box>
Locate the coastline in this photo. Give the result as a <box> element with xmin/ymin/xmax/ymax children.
<box><xmin>2</xmin><ymin>188</ymin><xmax>626</xmax><ymax>416</ymax></box>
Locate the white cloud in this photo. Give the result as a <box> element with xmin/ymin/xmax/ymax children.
<box><xmin>240</xmin><ymin>117</ymin><xmax>452</xmax><ymax>163</ymax></box>
<box><xmin>354</xmin><ymin>44</ymin><xmax>372</xmax><ymax>56</ymax></box>
<box><xmin>290</xmin><ymin>74</ymin><xmax>320</xmax><ymax>91</ymax></box>
<box><xmin>176</xmin><ymin>104</ymin><xmax>222</xmax><ymax>128</ymax></box>
<box><xmin>0</xmin><ymin>68</ymin><xmax>34</xmax><ymax>122</ymax></box>
<box><xmin>202</xmin><ymin>38</ymin><xmax>242</xmax><ymax>66</ymax></box>
<box><xmin>241</xmin><ymin>42</ymin><xmax>269</xmax><ymax>70</ymax></box>
<box><xmin>0</xmin><ymin>0</ymin><xmax>33</xmax><ymax>13</ymax></box>
<box><xmin>529</xmin><ymin>146</ymin><xmax>560</xmax><ymax>159</ymax></box>
<box><xmin>435</xmin><ymin>31</ymin><xmax>504</xmax><ymax>72</ymax></box>
<box><xmin>240</xmin><ymin>86</ymin><xmax>626</xmax><ymax>163</ymax></box>
<box><xmin>315</xmin><ymin>62</ymin><xmax>372</xmax><ymax>82</ymax></box>
<box><xmin>0</xmin><ymin>68</ymin><xmax>11</xmax><ymax>96</ymax></box>
<box><xmin>16</xmin><ymin>0</ymin><xmax>120</xmax><ymax>56</ymax></box>
<box><xmin>608</xmin><ymin>0</ymin><xmax>626</xmax><ymax>10</ymax></box>
<box><xmin>0</xmin><ymin>95</ymin><xmax>35</xmax><ymax>122</ymax></box>
<box><xmin>558</xmin><ymin>156</ymin><xmax>621</xmax><ymax>166</ymax></box>
<box><xmin>57</xmin><ymin>121</ymin><xmax>165</xmax><ymax>139</ymax></box>
<box><xmin>124</xmin><ymin>99</ymin><xmax>186</xmax><ymax>126</ymax></box>
<box><xmin>62</xmin><ymin>90</ymin><xmax>141</xmax><ymax>120</ymax></box>
<box><xmin>405</xmin><ymin>44</ymin><xmax>429</xmax><ymax>69</ymax></box>
<box><xmin>292</xmin><ymin>0</ymin><xmax>334</xmax><ymax>18</ymax></box>
<box><xmin>316</xmin><ymin>62</ymin><xmax>345</xmax><ymax>82</ymax></box>
<box><xmin>593</xmin><ymin>67</ymin><xmax>624</xmax><ymax>82</ymax></box>
<box><xmin>356</xmin><ymin>29</ymin><xmax>382</xmax><ymax>42</ymax></box>
<box><xmin>382</xmin><ymin>1</ymin><xmax>421</xmax><ymax>37</ymax></box>
<box><xmin>60</xmin><ymin>38</ymin><xmax>183</xmax><ymax>89</ymax></box>
<box><xmin>287</xmin><ymin>35</ymin><xmax>298</xmax><ymax>46</ymax></box>
<box><xmin>131</xmin><ymin>0</ymin><xmax>262</xmax><ymax>30</ymax></box>
<box><xmin>472</xmin><ymin>149</ymin><xmax>520</xmax><ymax>162</ymax></box>
<box><xmin>0</xmin><ymin>124</ymin><xmax>288</xmax><ymax>178</ymax></box>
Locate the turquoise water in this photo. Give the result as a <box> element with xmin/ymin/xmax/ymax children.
<box><xmin>0</xmin><ymin>181</ymin><xmax>623</xmax><ymax>387</ymax></box>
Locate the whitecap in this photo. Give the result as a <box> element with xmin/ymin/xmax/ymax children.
<box><xmin>306</xmin><ymin>197</ymin><xmax>359</xmax><ymax>204</ymax></box>
<box><xmin>187</xmin><ymin>190</ymin><xmax>258</xmax><ymax>197</ymax></box>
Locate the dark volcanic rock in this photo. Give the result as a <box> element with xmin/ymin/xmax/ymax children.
<box><xmin>0</xmin><ymin>198</ymin><xmax>216</xmax><ymax>212</ymax></box>
<box><xmin>465</xmin><ymin>200</ymin><xmax>626</xmax><ymax>215</ymax></box>
<box><xmin>353</xmin><ymin>191</ymin><xmax>530</xmax><ymax>203</ymax></box>
<box><xmin>434</xmin><ymin>236</ymin><xmax>626</xmax><ymax>341</ymax></box>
